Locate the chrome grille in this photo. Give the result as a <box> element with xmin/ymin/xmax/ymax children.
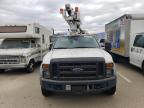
<box><xmin>0</xmin><ymin>56</ymin><xmax>20</xmax><ymax>64</ymax></box>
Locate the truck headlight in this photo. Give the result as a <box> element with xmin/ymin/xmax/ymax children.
<box><xmin>106</xmin><ymin>63</ymin><xmax>114</xmax><ymax>76</ymax></box>
<box><xmin>21</xmin><ymin>57</ymin><xmax>26</xmax><ymax>63</ymax></box>
<box><xmin>42</xmin><ymin>64</ymin><xmax>50</xmax><ymax>78</ymax></box>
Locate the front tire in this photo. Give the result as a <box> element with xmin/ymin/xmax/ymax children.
<box><xmin>142</xmin><ymin>64</ymin><xmax>144</xmax><ymax>74</ymax></box>
<box><xmin>27</xmin><ymin>61</ymin><xmax>35</xmax><ymax>73</ymax></box>
<box><xmin>41</xmin><ymin>87</ymin><xmax>52</xmax><ymax>97</ymax></box>
<box><xmin>104</xmin><ymin>86</ymin><xmax>116</xmax><ymax>95</ymax></box>
<box><xmin>0</xmin><ymin>69</ymin><xmax>5</xmax><ymax>73</ymax></box>
<box><xmin>112</xmin><ymin>54</ymin><xmax>119</xmax><ymax>63</ymax></box>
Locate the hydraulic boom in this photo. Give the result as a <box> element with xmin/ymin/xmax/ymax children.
<box><xmin>60</xmin><ymin>4</ymin><xmax>85</xmax><ymax>35</ymax></box>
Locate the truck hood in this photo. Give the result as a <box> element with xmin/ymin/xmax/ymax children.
<box><xmin>0</xmin><ymin>48</ymin><xmax>35</xmax><ymax>56</ymax></box>
<box><xmin>43</xmin><ymin>48</ymin><xmax>113</xmax><ymax>64</ymax></box>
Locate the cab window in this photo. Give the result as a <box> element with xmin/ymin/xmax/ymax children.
<box><xmin>35</xmin><ymin>27</ymin><xmax>40</xmax><ymax>34</ymax></box>
<box><xmin>42</xmin><ymin>35</ymin><xmax>45</xmax><ymax>44</ymax></box>
<box><xmin>133</xmin><ymin>35</ymin><xmax>144</xmax><ymax>48</ymax></box>
<box><xmin>31</xmin><ymin>40</ymin><xmax>36</xmax><ymax>48</ymax></box>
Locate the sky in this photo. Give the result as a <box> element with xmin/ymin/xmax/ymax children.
<box><xmin>0</xmin><ymin>0</ymin><xmax>144</xmax><ymax>33</ymax></box>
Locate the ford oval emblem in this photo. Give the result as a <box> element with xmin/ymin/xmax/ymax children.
<box><xmin>72</xmin><ymin>68</ymin><xmax>84</xmax><ymax>72</ymax></box>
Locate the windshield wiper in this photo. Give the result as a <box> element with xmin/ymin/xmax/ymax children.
<box><xmin>73</xmin><ymin>46</ymin><xmax>96</xmax><ymax>48</ymax></box>
<box><xmin>54</xmin><ymin>47</ymin><xmax>68</xmax><ymax>49</ymax></box>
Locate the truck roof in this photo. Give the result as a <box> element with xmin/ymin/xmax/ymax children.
<box><xmin>137</xmin><ymin>32</ymin><xmax>144</xmax><ymax>35</ymax></box>
<box><xmin>0</xmin><ymin>22</ymin><xmax>38</xmax><ymax>26</ymax></box>
<box><xmin>106</xmin><ymin>14</ymin><xmax>144</xmax><ymax>26</ymax></box>
<box><xmin>0</xmin><ymin>22</ymin><xmax>52</xmax><ymax>39</ymax></box>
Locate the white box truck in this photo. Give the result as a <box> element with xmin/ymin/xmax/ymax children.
<box><xmin>0</xmin><ymin>23</ymin><xmax>53</xmax><ymax>73</ymax></box>
<box><xmin>105</xmin><ymin>14</ymin><xmax>144</xmax><ymax>73</ymax></box>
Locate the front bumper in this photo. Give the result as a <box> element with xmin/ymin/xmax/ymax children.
<box><xmin>0</xmin><ymin>63</ymin><xmax>27</xmax><ymax>69</ymax></box>
<box><xmin>40</xmin><ymin>76</ymin><xmax>116</xmax><ymax>93</ymax></box>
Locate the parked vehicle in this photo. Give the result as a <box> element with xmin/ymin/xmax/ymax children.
<box><xmin>0</xmin><ymin>23</ymin><xmax>53</xmax><ymax>73</ymax></box>
<box><xmin>105</xmin><ymin>14</ymin><xmax>144</xmax><ymax>72</ymax></box>
<box><xmin>40</xmin><ymin>4</ymin><xmax>116</xmax><ymax>96</ymax></box>
<box><xmin>40</xmin><ymin>35</ymin><xmax>116</xmax><ymax>96</ymax></box>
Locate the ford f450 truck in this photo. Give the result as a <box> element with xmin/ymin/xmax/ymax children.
<box><xmin>40</xmin><ymin>35</ymin><xmax>117</xmax><ymax>96</ymax></box>
<box><xmin>40</xmin><ymin>4</ymin><xmax>116</xmax><ymax>96</ymax></box>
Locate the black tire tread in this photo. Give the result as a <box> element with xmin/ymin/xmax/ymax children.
<box><xmin>104</xmin><ymin>86</ymin><xmax>116</xmax><ymax>95</ymax></box>
<box><xmin>142</xmin><ymin>63</ymin><xmax>144</xmax><ymax>74</ymax></box>
<box><xmin>41</xmin><ymin>87</ymin><xmax>52</xmax><ymax>97</ymax></box>
<box><xmin>0</xmin><ymin>69</ymin><xmax>5</xmax><ymax>73</ymax></box>
<box><xmin>27</xmin><ymin>60</ymin><xmax>35</xmax><ymax>73</ymax></box>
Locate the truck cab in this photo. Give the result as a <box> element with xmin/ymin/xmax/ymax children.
<box><xmin>130</xmin><ymin>33</ymin><xmax>144</xmax><ymax>72</ymax></box>
<box><xmin>40</xmin><ymin>35</ymin><xmax>117</xmax><ymax>96</ymax></box>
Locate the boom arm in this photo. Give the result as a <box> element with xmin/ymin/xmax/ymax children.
<box><xmin>60</xmin><ymin>4</ymin><xmax>85</xmax><ymax>35</ymax></box>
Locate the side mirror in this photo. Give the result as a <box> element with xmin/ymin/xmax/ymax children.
<box><xmin>100</xmin><ymin>39</ymin><xmax>105</xmax><ymax>43</ymax></box>
<box><xmin>105</xmin><ymin>42</ymin><xmax>111</xmax><ymax>51</ymax></box>
<box><xmin>100</xmin><ymin>43</ymin><xmax>105</xmax><ymax>48</ymax></box>
<box><xmin>49</xmin><ymin>43</ymin><xmax>53</xmax><ymax>51</ymax></box>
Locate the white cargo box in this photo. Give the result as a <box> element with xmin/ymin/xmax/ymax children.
<box><xmin>105</xmin><ymin>14</ymin><xmax>144</xmax><ymax>57</ymax></box>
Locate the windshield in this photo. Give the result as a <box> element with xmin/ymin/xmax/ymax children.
<box><xmin>53</xmin><ymin>36</ymin><xmax>99</xmax><ymax>49</ymax></box>
<box><xmin>0</xmin><ymin>39</ymin><xmax>30</xmax><ymax>49</ymax></box>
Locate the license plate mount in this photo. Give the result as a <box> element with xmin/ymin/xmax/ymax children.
<box><xmin>65</xmin><ymin>85</ymin><xmax>71</xmax><ymax>91</ymax></box>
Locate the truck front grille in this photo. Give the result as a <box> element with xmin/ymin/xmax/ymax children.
<box><xmin>0</xmin><ymin>56</ymin><xmax>20</xmax><ymax>64</ymax></box>
<box><xmin>50</xmin><ymin>58</ymin><xmax>106</xmax><ymax>80</ymax></box>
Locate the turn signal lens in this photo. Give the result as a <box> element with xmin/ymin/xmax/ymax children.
<box><xmin>75</xmin><ymin>7</ymin><xmax>79</xmax><ymax>12</ymax></box>
<box><xmin>42</xmin><ymin>64</ymin><xmax>49</xmax><ymax>70</ymax></box>
<box><xmin>60</xmin><ymin>8</ymin><xmax>63</xmax><ymax>14</ymax></box>
<box><xmin>106</xmin><ymin>63</ymin><xmax>113</xmax><ymax>70</ymax></box>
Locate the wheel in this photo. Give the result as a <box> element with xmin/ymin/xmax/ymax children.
<box><xmin>142</xmin><ymin>64</ymin><xmax>144</xmax><ymax>74</ymax></box>
<box><xmin>0</xmin><ymin>69</ymin><xmax>5</xmax><ymax>73</ymax></box>
<box><xmin>112</xmin><ymin>54</ymin><xmax>119</xmax><ymax>63</ymax></box>
<box><xmin>104</xmin><ymin>86</ymin><xmax>116</xmax><ymax>95</ymax></box>
<box><xmin>27</xmin><ymin>61</ymin><xmax>35</xmax><ymax>73</ymax></box>
<box><xmin>41</xmin><ymin>87</ymin><xmax>52</xmax><ymax>97</ymax></box>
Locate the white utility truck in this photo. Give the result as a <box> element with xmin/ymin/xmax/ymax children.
<box><xmin>40</xmin><ymin>4</ymin><xmax>116</xmax><ymax>96</ymax></box>
<box><xmin>0</xmin><ymin>23</ymin><xmax>52</xmax><ymax>73</ymax></box>
<box><xmin>105</xmin><ymin>14</ymin><xmax>144</xmax><ymax>73</ymax></box>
